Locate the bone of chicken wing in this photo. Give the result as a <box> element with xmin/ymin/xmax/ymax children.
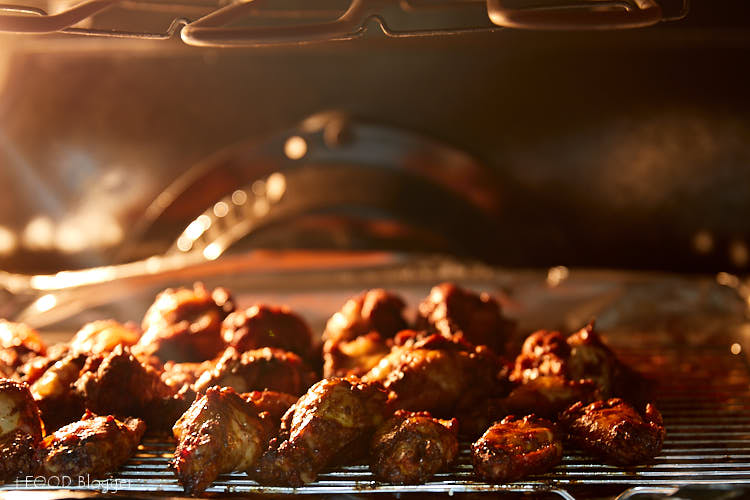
<box><xmin>415</xmin><ymin>283</ymin><xmax>514</xmax><ymax>354</ymax></box>
<box><xmin>323</xmin><ymin>289</ymin><xmax>408</xmax><ymax>378</ymax></box>
<box><xmin>135</xmin><ymin>283</ymin><xmax>235</xmax><ymax>363</ymax></box>
<box><xmin>69</xmin><ymin>320</ymin><xmax>141</xmax><ymax>356</ymax></box>
<box><xmin>471</xmin><ymin>415</ymin><xmax>563</xmax><ymax>483</ymax></box>
<box><xmin>254</xmin><ymin>376</ymin><xmax>388</xmax><ymax>486</ymax></box>
<box><xmin>363</xmin><ymin>333</ymin><xmax>505</xmax><ymax>416</ymax></box>
<box><xmin>171</xmin><ymin>386</ymin><xmax>269</xmax><ymax>496</ymax></box>
<box><xmin>194</xmin><ymin>347</ymin><xmax>316</xmax><ymax>396</ymax></box>
<box><xmin>0</xmin><ymin>321</ymin><xmax>46</xmax><ymax>375</ymax></box>
<box><xmin>370</xmin><ymin>410</ymin><xmax>458</xmax><ymax>484</ymax></box>
<box><xmin>560</xmin><ymin>398</ymin><xmax>665</xmax><ymax>465</ymax></box>
<box><xmin>37</xmin><ymin>411</ymin><xmax>145</xmax><ymax>479</ymax></box>
<box><xmin>0</xmin><ymin>380</ymin><xmax>45</xmax><ymax>481</ymax></box>
<box><xmin>223</xmin><ymin>305</ymin><xmax>315</xmax><ymax>360</ymax></box>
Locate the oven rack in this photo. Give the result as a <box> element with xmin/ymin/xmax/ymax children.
<box><xmin>0</xmin><ymin>0</ymin><xmax>689</xmax><ymax>47</ymax></box>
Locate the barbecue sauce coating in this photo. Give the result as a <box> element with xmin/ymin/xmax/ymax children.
<box><xmin>30</xmin><ymin>353</ymin><xmax>88</xmax><ymax>433</ymax></box>
<box><xmin>171</xmin><ymin>386</ymin><xmax>269</xmax><ymax>496</ymax></box>
<box><xmin>253</xmin><ymin>376</ymin><xmax>388</xmax><ymax>486</ymax></box>
<box><xmin>416</xmin><ymin>282</ymin><xmax>514</xmax><ymax>354</ymax></box>
<box><xmin>370</xmin><ymin>410</ymin><xmax>458</xmax><ymax>484</ymax></box>
<box><xmin>223</xmin><ymin>305</ymin><xmax>315</xmax><ymax>360</ymax></box>
<box><xmin>560</xmin><ymin>398</ymin><xmax>665</xmax><ymax>465</ymax></box>
<box><xmin>37</xmin><ymin>412</ymin><xmax>145</xmax><ymax>479</ymax></box>
<box><xmin>69</xmin><ymin>320</ymin><xmax>140</xmax><ymax>356</ymax></box>
<box><xmin>471</xmin><ymin>415</ymin><xmax>563</xmax><ymax>483</ymax></box>
<box><xmin>0</xmin><ymin>321</ymin><xmax>46</xmax><ymax>375</ymax></box>
<box><xmin>0</xmin><ymin>379</ymin><xmax>45</xmax><ymax>481</ymax></box>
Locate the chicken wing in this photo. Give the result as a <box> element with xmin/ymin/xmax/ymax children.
<box><xmin>223</xmin><ymin>305</ymin><xmax>315</xmax><ymax>360</ymax></box>
<box><xmin>171</xmin><ymin>386</ymin><xmax>268</xmax><ymax>496</ymax></box>
<box><xmin>559</xmin><ymin>398</ymin><xmax>665</xmax><ymax>465</ymax></box>
<box><xmin>37</xmin><ymin>411</ymin><xmax>145</xmax><ymax>479</ymax></box>
<box><xmin>30</xmin><ymin>353</ymin><xmax>87</xmax><ymax>432</ymax></box>
<box><xmin>0</xmin><ymin>379</ymin><xmax>44</xmax><ymax>482</ymax></box>
<box><xmin>370</xmin><ymin>410</ymin><xmax>458</xmax><ymax>484</ymax></box>
<box><xmin>253</xmin><ymin>376</ymin><xmax>388</xmax><ymax>486</ymax></box>
<box><xmin>471</xmin><ymin>415</ymin><xmax>563</xmax><ymax>483</ymax></box>
<box><xmin>194</xmin><ymin>347</ymin><xmax>316</xmax><ymax>396</ymax></box>
<box><xmin>0</xmin><ymin>321</ymin><xmax>46</xmax><ymax>375</ymax></box>
<box><xmin>69</xmin><ymin>320</ymin><xmax>140</xmax><ymax>356</ymax></box>
<box><xmin>416</xmin><ymin>283</ymin><xmax>514</xmax><ymax>354</ymax></box>
<box><xmin>241</xmin><ymin>390</ymin><xmax>298</xmax><ymax>421</ymax></box>
<box><xmin>135</xmin><ymin>283</ymin><xmax>235</xmax><ymax>363</ymax></box>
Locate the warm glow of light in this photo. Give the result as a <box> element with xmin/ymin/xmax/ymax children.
<box><xmin>184</xmin><ymin>221</ymin><xmax>205</xmax><ymax>240</ymax></box>
<box><xmin>729</xmin><ymin>241</ymin><xmax>749</xmax><ymax>268</ymax></box>
<box><xmin>717</xmin><ymin>272</ymin><xmax>739</xmax><ymax>288</ymax></box>
<box><xmin>35</xmin><ymin>294</ymin><xmax>57</xmax><ymax>312</ymax></box>
<box><xmin>254</xmin><ymin>199</ymin><xmax>270</xmax><ymax>217</ymax></box>
<box><xmin>731</xmin><ymin>343</ymin><xmax>742</xmax><ymax>355</ymax></box>
<box><xmin>213</xmin><ymin>201</ymin><xmax>229</xmax><ymax>218</ymax></box>
<box><xmin>546</xmin><ymin>266</ymin><xmax>569</xmax><ymax>287</ymax></box>
<box><xmin>0</xmin><ymin>226</ymin><xmax>17</xmax><ymax>257</ymax></box>
<box><xmin>22</xmin><ymin>216</ymin><xmax>55</xmax><ymax>251</ymax></box>
<box><xmin>284</xmin><ymin>136</ymin><xmax>307</xmax><ymax>160</ymax></box>
<box><xmin>231</xmin><ymin>190</ymin><xmax>248</xmax><ymax>205</ymax></box>
<box><xmin>692</xmin><ymin>230</ymin><xmax>714</xmax><ymax>254</ymax></box>
<box><xmin>266</xmin><ymin>173</ymin><xmax>287</xmax><ymax>203</ymax></box>
<box><xmin>176</xmin><ymin>235</ymin><xmax>193</xmax><ymax>252</ymax></box>
<box><xmin>203</xmin><ymin>243</ymin><xmax>222</xmax><ymax>261</ymax></box>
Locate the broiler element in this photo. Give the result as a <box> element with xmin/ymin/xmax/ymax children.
<box><xmin>323</xmin><ymin>289</ymin><xmax>408</xmax><ymax>378</ymax></box>
<box><xmin>0</xmin><ymin>379</ymin><xmax>44</xmax><ymax>482</ymax></box>
<box><xmin>254</xmin><ymin>376</ymin><xmax>388</xmax><ymax>486</ymax></box>
<box><xmin>194</xmin><ymin>347</ymin><xmax>316</xmax><ymax>396</ymax></box>
<box><xmin>37</xmin><ymin>411</ymin><xmax>145</xmax><ymax>479</ymax></box>
<box><xmin>69</xmin><ymin>320</ymin><xmax>141</xmax><ymax>355</ymax></box>
<box><xmin>0</xmin><ymin>321</ymin><xmax>46</xmax><ymax>375</ymax></box>
<box><xmin>223</xmin><ymin>305</ymin><xmax>315</xmax><ymax>360</ymax></box>
<box><xmin>471</xmin><ymin>415</ymin><xmax>563</xmax><ymax>483</ymax></box>
<box><xmin>363</xmin><ymin>333</ymin><xmax>505</xmax><ymax>416</ymax></box>
<box><xmin>560</xmin><ymin>398</ymin><xmax>665</xmax><ymax>465</ymax></box>
<box><xmin>135</xmin><ymin>283</ymin><xmax>235</xmax><ymax>363</ymax></box>
<box><xmin>370</xmin><ymin>410</ymin><xmax>458</xmax><ymax>484</ymax></box>
<box><xmin>416</xmin><ymin>282</ymin><xmax>514</xmax><ymax>354</ymax></box>
<box><xmin>171</xmin><ymin>386</ymin><xmax>268</xmax><ymax>496</ymax></box>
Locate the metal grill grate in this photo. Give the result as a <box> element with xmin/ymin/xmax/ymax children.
<box><xmin>2</xmin><ymin>345</ymin><xmax>750</xmax><ymax>497</ymax></box>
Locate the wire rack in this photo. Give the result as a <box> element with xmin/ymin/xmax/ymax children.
<box><xmin>1</xmin><ymin>343</ymin><xmax>748</xmax><ymax>498</ymax></box>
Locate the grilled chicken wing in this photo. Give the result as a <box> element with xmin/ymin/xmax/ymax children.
<box><xmin>18</xmin><ymin>344</ymin><xmax>71</xmax><ymax>385</ymax></box>
<box><xmin>364</xmin><ymin>334</ymin><xmax>505</xmax><ymax>415</ymax></box>
<box><xmin>171</xmin><ymin>386</ymin><xmax>268</xmax><ymax>496</ymax></box>
<box><xmin>30</xmin><ymin>353</ymin><xmax>87</xmax><ymax>432</ymax></box>
<box><xmin>194</xmin><ymin>347</ymin><xmax>316</xmax><ymax>396</ymax></box>
<box><xmin>0</xmin><ymin>380</ymin><xmax>45</xmax><ymax>481</ymax></box>
<box><xmin>37</xmin><ymin>411</ymin><xmax>145</xmax><ymax>479</ymax></box>
<box><xmin>254</xmin><ymin>376</ymin><xmax>388</xmax><ymax>486</ymax></box>
<box><xmin>471</xmin><ymin>415</ymin><xmax>563</xmax><ymax>483</ymax></box>
<box><xmin>135</xmin><ymin>283</ymin><xmax>235</xmax><ymax>363</ymax></box>
<box><xmin>415</xmin><ymin>283</ymin><xmax>514</xmax><ymax>354</ymax></box>
<box><xmin>161</xmin><ymin>360</ymin><xmax>216</xmax><ymax>392</ymax></box>
<box><xmin>370</xmin><ymin>410</ymin><xmax>458</xmax><ymax>484</ymax></box>
<box><xmin>0</xmin><ymin>321</ymin><xmax>46</xmax><ymax>375</ymax></box>
<box><xmin>322</xmin><ymin>289</ymin><xmax>407</xmax><ymax>378</ymax></box>
<box><xmin>223</xmin><ymin>305</ymin><xmax>315</xmax><ymax>360</ymax></box>
<box><xmin>560</xmin><ymin>398</ymin><xmax>665</xmax><ymax>465</ymax></box>
<box><xmin>69</xmin><ymin>320</ymin><xmax>140</xmax><ymax>356</ymax></box>
<box><xmin>242</xmin><ymin>390</ymin><xmax>298</xmax><ymax>421</ymax></box>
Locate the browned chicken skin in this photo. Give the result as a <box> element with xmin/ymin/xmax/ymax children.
<box><xmin>241</xmin><ymin>390</ymin><xmax>298</xmax><ymax>421</ymax></box>
<box><xmin>471</xmin><ymin>415</ymin><xmax>563</xmax><ymax>483</ymax></box>
<box><xmin>30</xmin><ymin>353</ymin><xmax>88</xmax><ymax>432</ymax></box>
<box><xmin>223</xmin><ymin>305</ymin><xmax>315</xmax><ymax>360</ymax></box>
<box><xmin>416</xmin><ymin>283</ymin><xmax>514</xmax><ymax>354</ymax></box>
<box><xmin>136</xmin><ymin>283</ymin><xmax>235</xmax><ymax>363</ymax></box>
<box><xmin>194</xmin><ymin>347</ymin><xmax>316</xmax><ymax>396</ymax></box>
<box><xmin>0</xmin><ymin>321</ymin><xmax>46</xmax><ymax>375</ymax></box>
<box><xmin>560</xmin><ymin>398</ymin><xmax>665</xmax><ymax>465</ymax></box>
<box><xmin>0</xmin><ymin>379</ymin><xmax>45</xmax><ymax>482</ymax></box>
<box><xmin>254</xmin><ymin>376</ymin><xmax>388</xmax><ymax>486</ymax></box>
<box><xmin>161</xmin><ymin>359</ymin><xmax>216</xmax><ymax>392</ymax></box>
<box><xmin>364</xmin><ymin>334</ymin><xmax>505</xmax><ymax>416</ymax></box>
<box><xmin>171</xmin><ymin>386</ymin><xmax>269</xmax><ymax>496</ymax></box>
<box><xmin>69</xmin><ymin>320</ymin><xmax>141</xmax><ymax>356</ymax></box>
<box><xmin>37</xmin><ymin>411</ymin><xmax>145</xmax><ymax>479</ymax></box>
<box><xmin>370</xmin><ymin>410</ymin><xmax>458</xmax><ymax>484</ymax></box>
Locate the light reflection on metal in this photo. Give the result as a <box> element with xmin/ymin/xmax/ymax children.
<box><xmin>202</xmin><ymin>242</ymin><xmax>221</xmax><ymax>261</ymax></box>
<box><xmin>0</xmin><ymin>225</ymin><xmax>17</xmax><ymax>256</ymax></box>
<box><xmin>213</xmin><ymin>201</ymin><xmax>229</xmax><ymax>218</ymax></box>
<box><xmin>266</xmin><ymin>173</ymin><xmax>287</xmax><ymax>203</ymax></box>
<box><xmin>284</xmin><ymin>136</ymin><xmax>307</xmax><ymax>160</ymax></box>
<box><xmin>231</xmin><ymin>190</ymin><xmax>248</xmax><ymax>206</ymax></box>
<box><xmin>546</xmin><ymin>265</ymin><xmax>569</xmax><ymax>287</ymax></box>
<box><xmin>729</xmin><ymin>241</ymin><xmax>749</xmax><ymax>268</ymax></box>
<box><xmin>692</xmin><ymin>230</ymin><xmax>714</xmax><ymax>255</ymax></box>
<box><xmin>731</xmin><ymin>342</ymin><xmax>742</xmax><ymax>355</ymax></box>
<box><xmin>22</xmin><ymin>216</ymin><xmax>55</xmax><ymax>251</ymax></box>
<box><xmin>34</xmin><ymin>294</ymin><xmax>57</xmax><ymax>312</ymax></box>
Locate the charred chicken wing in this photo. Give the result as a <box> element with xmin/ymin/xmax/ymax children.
<box><xmin>194</xmin><ymin>347</ymin><xmax>316</xmax><ymax>396</ymax></box>
<box><xmin>254</xmin><ymin>376</ymin><xmax>388</xmax><ymax>486</ymax></box>
<box><xmin>370</xmin><ymin>410</ymin><xmax>458</xmax><ymax>484</ymax></box>
<box><xmin>37</xmin><ymin>411</ymin><xmax>146</xmax><ymax>479</ymax></box>
<box><xmin>471</xmin><ymin>415</ymin><xmax>563</xmax><ymax>483</ymax></box>
<box><xmin>416</xmin><ymin>283</ymin><xmax>514</xmax><ymax>354</ymax></box>
<box><xmin>136</xmin><ymin>283</ymin><xmax>235</xmax><ymax>363</ymax></box>
<box><xmin>30</xmin><ymin>353</ymin><xmax>88</xmax><ymax>432</ymax></box>
<box><xmin>0</xmin><ymin>380</ymin><xmax>44</xmax><ymax>481</ymax></box>
<box><xmin>171</xmin><ymin>386</ymin><xmax>269</xmax><ymax>496</ymax></box>
<box><xmin>69</xmin><ymin>320</ymin><xmax>140</xmax><ymax>355</ymax></box>
<box><xmin>223</xmin><ymin>305</ymin><xmax>315</xmax><ymax>360</ymax></box>
<box><xmin>560</xmin><ymin>398</ymin><xmax>665</xmax><ymax>465</ymax></box>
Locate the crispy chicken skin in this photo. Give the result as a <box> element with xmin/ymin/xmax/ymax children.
<box><xmin>560</xmin><ymin>398</ymin><xmax>665</xmax><ymax>465</ymax></box>
<box><xmin>37</xmin><ymin>411</ymin><xmax>145</xmax><ymax>479</ymax></box>
<box><xmin>415</xmin><ymin>283</ymin><xmax>514</xmax><ymax>354</ymax></box>
<box><xmin>364</xmin><ymin>334</ymin><xmax>505</xmax><ymax>415</ymax></box>
<box><xmin>30</xmin><ymin>353</ymin><xmax>87</xmax><ymax>432</ymax></box>
<box><xmin>136</xmin><ymin>283</ymin><xmax>235</xmax><ymax>363</ymax></box>
<box><xmin>505</xmin><ymin>376</ymin><xmax>600</xmax><ymax>419</ymax></box>
<box><xmin>171</xmin><ymin>386</ymin><xmax>268</xmax><ymax>496</ymax></box>
<box><xmin>471</xmin><ymin>415</ymin><xmax>563</xmax><ymax>483</ymax></box>
<box><xmin>0</xmin><ymin>321</ymin><xmax>46</xmax><ymax>374</ymax></box>
<box><xmin>161</xmin><ymin>360</ymin><xmax>216</xmax><ymax>392</ymax></box>
<box><xmin>18</xmin><ymin>344</ymin><xmax>71</xmax><ymax>385</ymax></box>
<box><xmin>254</xmin><ymin>376</ymin><xmax>388</xmax><ymax>486</ymax></box>
<box><xmin>510</xmin><ymin>330</ymin><xmax>569</xmax><ymax>383</ymax></box>
<box><xmin>0</xmin><ymin>379</ymin><xmax>45</xmax><ymax>482</ymax></box>
<box><xmin>242</xmin><ymin>390</ymin><xmax>298</xmax><ymax>421</ymax></box>
<box><xmin>323</xmin><ymin>289</ymin><xmax>408</xmax><ymax>378</ymax></box>
<box><xmin>69</xmin><ymin>320</ymin><xmax>141</xmax><ymax>356</ymax></box>
<box><xmin>194</xmin><ymin>347</ymin><xmax>316</xmax><ymax>396</ymax></box>
<box><xmin>370</xmin><ymin>410</ymin><xmax>458</xmax><ymax>484</ymax></box>
<box><xmin>223</xmin><ymin>305</ymin><xmax>315</xmax><ymax>360</ymax></box>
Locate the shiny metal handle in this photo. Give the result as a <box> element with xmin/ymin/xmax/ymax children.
<box><xmin>486</xmin><ymin>0</ymin><xmax>663</xmax><ymax>30</ymax></box>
